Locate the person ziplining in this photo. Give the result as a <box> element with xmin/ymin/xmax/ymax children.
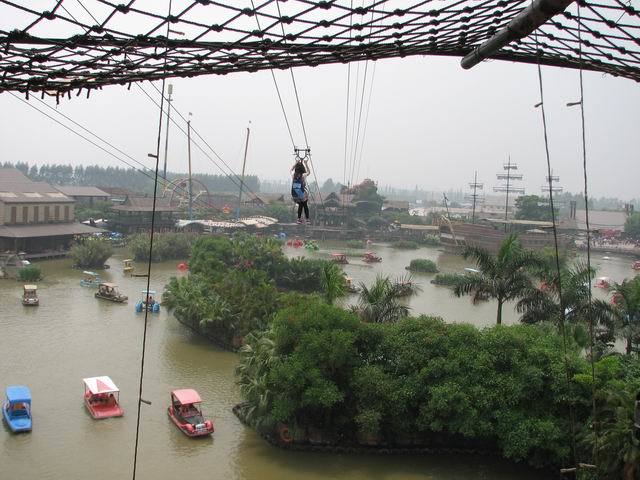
<box><xmin>291</xmin><ymin>156</ymin><xmax>310</xmax><ymax>224</ymax></box>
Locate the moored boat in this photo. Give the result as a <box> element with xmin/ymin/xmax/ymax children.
<box><xmin>331</xmin><ymin>252</ymin><xmax>349</xmax><ymax>264</ymax></box>
<box><xmin>167</xmin><ymin>389</ymin><xmax>214</xmax><ymax>437</ymax></box>
<box><xmin>95</xmin><ymin>283</ymin><xmax>128</xmax><ymax>303</ymax></box>
<box><xmin>22</xmin><ymin>284</ymin><xmax>39</xmax><ymax>306</ymax></box>
<box><xmin>594</xmin><ymin>276</ymin><xmax>612</xmax><ymax>289</ymax></box>
<box><xmin>123</xmin><ymin>259</ymin><xmax>134</xmax><ymax>274</ymax></box>
<box><xmin>2</xmin><ymin>386</ymin><xmax>32</xmax><ymax>433</ymax></box>
<box><xmin>83</xmin><ymin>376</ymin><xmax>124</xmax><ymax>419</ymax></box>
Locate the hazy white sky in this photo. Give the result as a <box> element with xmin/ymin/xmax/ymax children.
<box><xmin>1</xmin><ymin>55</ymin><xmax>638</xmax><ymax>199</ymax></box>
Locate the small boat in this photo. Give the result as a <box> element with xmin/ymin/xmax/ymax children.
<box><xmin>83</xmin><ymin>376</ymin><xmax>124</xmax><ymax>419</ymax></box>
<box><xmin>363</xmin><ymin>251</ymin><xmax>382</xmax><ymax>263</ymax></box>
<box><xmin>345</xmin><ymin>277</ymin><xmax>359</xmax><ymax>293</ymax></box>
<box><xmin>123</xmin><ymin>259</ymin><xmax>134</xmax><ymax>274</ymax></box>
<box><xmin>95</xmin><ymin>283</ymin><xmax>128</xmax><ymax>303</ymax></box>
<box><xmin>633</xmin><ymin>261</ymin><xmax>640</xmax><ymax>271</ymax></box>
<box><xmin>22</xmin><ymin>284</ymin><xmax>39</xmax><ymax>306</ymax></box>
<box><xmin>331</xmin><ymin>252</ymin><xmax>349</xmax><ymax>265</ymax></box>
<box><xmin>304</xmin><ymin>240</ymin><xmax>319</xmax><ymax>251</ymax></box>
<box><xmin>135</xmin><ymin>290</ymin><xmax>160</xmax><ymax>313</ymax></box>
<box><xmin>80</xmin><ymin>271</ymin><xmax>101</xmax><ymax>287</ymax></box>
<box><xmin>167</xmin><ymin>389</ymin><xmax>214</xmax><ymax>437</ymax></box>
<box><xmin>594</xmin><ymin>277</ymin><xmax>612</xmax><ymax>289</ymax></box>
<box><xmin>2</xmin><ymin>386</ymin><xmax>32</xmax><ymax>433</ymax></box>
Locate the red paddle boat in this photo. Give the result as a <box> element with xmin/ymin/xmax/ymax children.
<box><xmin>167</xmin><ymin>389</ymin><xmax>214</xmax><ymax>437</ymax></box>
<box><xmin>83</xmin><ymin>376</ymin><xmax>124</xmax><ymax>419</ymax></box>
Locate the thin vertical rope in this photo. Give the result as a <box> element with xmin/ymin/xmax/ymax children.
<box><xmin>533</xmin><ymin>28</ymin><xmax>578</xmax><ymax>468</ymax></box>
<box><xmin>132</xmin><ymin>1</ymin><xmax>172</xmax><ymax>478</ymax></box>
<box><xmin>577</xmin><ymin>1</ymin><xmax>599</xmax><ymax>466</ymax></box>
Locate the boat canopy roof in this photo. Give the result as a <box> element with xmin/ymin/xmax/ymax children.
<box><xmin>83</xmin><ymin>271</ymin><xmax>98</xmax><ymax>276</ymax></box>
<box><xmin>83</xmin><ymin>376</ymin><xmax>119</xmax><ymax>394</ymax></box>
<box><xmin>141</xmin><ymin>290</ymin><xmax>157</xmax><ymax>295</ymax></box>
<box><xmin>6</xmin><ymin>385</ymin><xmax>31</xmax><ymax>403</ymax></box>
<box><xmin>100</xmin><ymin>282</ymin><xmax>118</xmax><ymax>288</ymax></box>
<box><xmin>171</xmin><ymin>389</ymin><xmax>201</xmax><ymax>405</ymax></box>
<box><xmin>23</xmin><ymin>284</ymin><xmax>37</xmax><ymax>290</ymax></box>
<box><xmin>123</xmin><ymin>259</ymin><xmax>133</xmax><ymax>262</ymax></box>
<box><xmin>331</xmin><ymin>252</ymin><xmax>346</xmax><ymax>256</ymax></box>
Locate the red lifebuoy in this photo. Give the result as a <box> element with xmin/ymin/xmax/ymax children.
<box><xmin>177</xmin><ymin>262</ymin><xmax>188</xmax><ymax>271</ymax></box>
<box><xmin>278</xmin><ymin>424</ymin><xmax>293</xmax><ymax>443</ymax></box>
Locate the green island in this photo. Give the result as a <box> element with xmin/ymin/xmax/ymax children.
<box><xmin>163</xmin><ymin>233</ymin><xmax>640</xmax><ymax>479</ymax></box>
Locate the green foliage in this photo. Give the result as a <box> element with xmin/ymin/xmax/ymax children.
<box><xmin>264</xmin><ymin>203</ymin><xmax>292</xmax><ymax>223</ymax></box>
<box><xmin>70</xmin><ymin>237</ymin><xmax>114</xmax><ymax>268</ymax></box>
<box><xmin>432</xmin><ymin>272</ymin><xmax>466</xmax><ymax>287</ymax></box>
<box><xmin>455</xmin><ymin>234</ymin><xmax>545</xmax><ymax>325</ymax></box>
<box><xmin>610</xmin><ymin>275</ymin><xmax>640</xmax><ymax>354</ymax></box>
<box><xmin>391</xmin><ymin>240</ymin><xmax>419</xmax><ymax>250</ymax></box>
<box><xmin>625</xmin><ymin>212</ymin><xmax>640</xmax><ymax>239</ymax></box>
<box><xmin>129</xmin><ymin>232</ymin><xmax>195</xmax><ymax>262</ymax></box>
<box><xmin>237</xmin><ymin>312</ymin><xmax>583</xmax><ymax>470</ymax></box>
<box><xmin>18</xmin><ymin>265</ymin><xmax>41</xmax><ymax>282</ymax></box>
<box><xmin>514</xmin><ymin>195</ymin><xmax>556</xmax><ymax>221</ymax></box>
<box><xmin>346</xmin><ymin>240</ymin><xmax>365</xmax><ymax>249</ymax></box>
<box><xmin>407</xmin><ymin>259</ymin><xmax>439</xmax><ymax>273</ymax></box>
<box><xmin>420</xmin><ymin>234</ymin><xmax>441</xmax><ymax>246</ymax></box>
<box><xmin>74</xmin><ymin>200</ymin><xmax>114</xmax><ymax>222</ymax></box>
<box><xmin>352</xmin><ymin>275</ymin><xmax>411</xmax><ymax>323</ymax></box>
<box><xmin>320</xmin><ymin>262</ymin><xmax>347</xmax><ymax>305</ymax></box>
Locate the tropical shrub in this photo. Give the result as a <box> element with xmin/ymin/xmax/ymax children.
<box><xmin>129</xmin><ymin>232</ymin><xmax>195</xmax><ymax>262</ymax></box>
<box><xmin>407</xmin><ymin>259</ymin><xmax>438</xmax><ymax>273</ymax></box>
<box><xmin>420</xmin><ymin>234</ymin><xmax>441</xmax><ymax>247</ymax></box>
<box><xmin>351</xmin><ymin>275</ymin><xmax>411</xmax><ymax>323</ymax></box>
<box><xmin>432</xmin><ymin>272</ymin><xmax>466</xmax><ymax>286</ymax></box>
<box><xmin>237</xmin><ymin>311</ymin><xmax>584</xmax><ymax>470</ymax></box>
<box><xmin>70</xmin><ymin>237</ymin><xmax>113</xmax><ymax>268</ymax></box>
<box><xmin>391</xmin><ymin>240</ymin><xmax>419</xmax><ymax>249</ymax></box>
<box><xmin>18</xmin><ymin>265</ymin><xmax>41</xmax><ymax>282</ymax></box>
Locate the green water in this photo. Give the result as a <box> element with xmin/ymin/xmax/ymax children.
<box><xmin>1</xmin><ymin>243</ymin><xmax>633</xmax><ymax>479</ymax></box>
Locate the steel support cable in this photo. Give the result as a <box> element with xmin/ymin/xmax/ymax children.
<box><xmin>354</xmin><ymin>61</ymin><xmax>377</xmax><ymax>184</ymax></box>
<box><xmin>348</xmin><ymin>58</ymin><xmax>362</xmax><ymax>187</ymax></box>
<box><xmin>4</xmin><ymin>92</ymin><xmax>213</xmax><ymax>212</ymax></box>
<box><xmin>533</xmin><ymin>28</ymin><xmax>578</xmax><ymax>469</ymax></box>
<box><xmin>142</xmin><ymin>81</ymin><xmax>264</xmax><ymax>206</ymax></box>
<box><xmin>577</xmin><ymin>1</ymin><xmax>600</xmax><ymax>467</ymax></box>
<box><xmin>135</xmin><ymin>83</ymin><xmax>262</xmax><ymax>207</ymax></box>
<box><xmin>25</xmin><ymin>94</ymin><xmax>217</xmax><ymax>212</ymax></box>
<box><xmin>133</xmin><ymin>1</ymin><xmax>172</xmax><ymax>477</ymax></box>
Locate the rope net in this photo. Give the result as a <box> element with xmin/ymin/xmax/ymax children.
<box><xmin>1</xmin><ymin>0</ymin><xmax>639</xmax><ymax>96</ymax></box>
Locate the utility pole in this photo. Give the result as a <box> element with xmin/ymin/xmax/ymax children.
<box><xmin>162</xmin><ymin>84</ymin><xmax>173</xmax><ymax>180</ymax></box>
<box><xmin>187</xmin><ymin>114</ymin><xmax>193</xmax><ymax>221</ymax></box>
<box><xmin>466</xmin><ymin>171</ymin><xmax>484</xmax><ymax>224</ymax></box>
<box><xmin>443</xmin><ymin>193</ymin><xmax>452</xmax><ymax>222</ymax></box>
<box><xmin>493</xmin><ymin>156</ymin><xmax>524</xmax><ymax>232</ymax></box>
<box><xmin>237</xmin><ymin>123</ymin><xmax>251</xmax><ymax>220</ymax></box>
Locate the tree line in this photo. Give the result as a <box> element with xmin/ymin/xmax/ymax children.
<box><xmin>2</xmin><ymin>161</ymin><xmax>259</xmax><ymax>194</ymax></box>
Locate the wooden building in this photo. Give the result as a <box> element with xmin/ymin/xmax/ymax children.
<box><xmin>0</xmin><ymin>168</ymin><xmax>101</xmax><ymax>255</ymax></box>
<box><xmin>110</xmin><ymin>195</ymin><xmax>180</xmax><ymax>233</ymax></box>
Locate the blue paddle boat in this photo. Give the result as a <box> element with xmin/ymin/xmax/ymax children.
<box><xmin>2</xmin><ymin>386</ymin><xmax>32</xmax><ymax>433</ymax></box>
<box><xmin>80</xmin><ymin>271</ymin><xmax>102</xmax><ymax>287</ymax></box>
<box><xmin>135</xmin><ymin>290</ymin><xmax>160</xmax><ymax>313</ymax></box>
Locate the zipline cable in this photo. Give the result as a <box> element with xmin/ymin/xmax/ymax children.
<box><xmin>132</xmin><ymin>1</ymin><xmax>172</xmax><ymax>476</ymax></box>
<box><xmin>577</xmin><ymin>1</ymin><xmax>600</xmax><ymax>467</ymax></box>
<box><xmin>533</xmin><ymin>25</ymin><xmax>578</xmax><ymax>469</ymax></box>
<box><xmin>354</xmin><ymin>61</ymin><xmax>377</xmax><ymax>184</ymax></box>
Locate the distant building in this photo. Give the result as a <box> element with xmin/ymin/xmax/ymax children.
<box><xmin>110</xmin><ymin>195</ymin><xmax>180</xmax><ymax>233</ymax></box>
<box><xmin>382</xmin><ymin>200</ymin><xmax>410</xmax><ymax>212</ymax></box>
<box><xmin>0</xmin><ymin>168</ymin><xmax>101</xmax><ymax>255</ymax></box>
<box><xmin>243</xmin><ymin>193</ymin><xmax>285</xmax><ymax>207</ymax></box>
<box><xmin>54</xmin><ymin>185</ymin><xmax>110</xmax><ymax>206</ymax></box>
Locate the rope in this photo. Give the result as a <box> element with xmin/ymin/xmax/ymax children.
<box><xmin>533</xmin><ymin>25</ymin><xmax>578</xmax><ymax>470</ymax></box>
<box><xmin>577</xmin><ymin>1</ymin><xmax>600</xmax><ymax>467</ymax></box>
<box><xmin>132</xmin><ymin>2</ymin><xmax>172</xmax><ymax>478</ymax></box>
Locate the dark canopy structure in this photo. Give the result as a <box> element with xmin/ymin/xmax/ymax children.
<box><xmin>0</xmin><ymin>0</ymin><xmax>639</xmax><ymax>96</ymax></box>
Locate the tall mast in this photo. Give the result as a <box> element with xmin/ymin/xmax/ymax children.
<box><xmin>187</xmin><ymin>114</ymin><xmax>193</xmax><ymax>221</ymax></box>
<box><xmin>493</xmin><ymin>156</ymin><xmax>524</xmax><ymax>232</ymax></box>
<box><xmin>162</xmin><ymin>84</ymin><xmax>173</xmax><ymax>180</ymax></box>
<box><xmin>237</xmin><ymin>124</ymin><xmax>251</xmax><ymax>220</ymax></box>
<box><xmin>466</xmin><ymin>171</ymin><xmax>484</xmax><ymax>224</ymax></box>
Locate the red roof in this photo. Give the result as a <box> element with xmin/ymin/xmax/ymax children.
<box><xmin>171</xmin><ymin>389</ymin><xmax>202</xmax><ymax>405</ymax></box>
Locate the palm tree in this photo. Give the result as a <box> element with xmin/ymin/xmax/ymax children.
<box><xmin>516</xmin><ymin>261</ymin><xmax>615</xmax><ymax>349</ymax></box>
<box><xmin>610</xmin><ymin>276</ymin><xmax>640</xmax><ymax>355</ymax></box>
<box><xmin>320</xmin><ymin>262</ymin><xmax>347</xmax><ymax>305</ymax></box>
<box><xmin>352</xmin><ymin>274</ymin><xmax>410</xmax><ymax>323</ymax></box>
<box><xmin>454</xmin><ymin>234</ymin><xmax>545</xmax><ymax>325</ymax></box>
<box><xmin>581</xmin><ymin>385</ymin><xmax>640</xmax><ymax>480</ymax></box>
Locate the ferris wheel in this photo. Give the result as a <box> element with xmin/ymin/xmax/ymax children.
<box><xmin>163</xmin><ymin>178</ymin><xmax>211</xmax><ymax>212</ymax></box>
